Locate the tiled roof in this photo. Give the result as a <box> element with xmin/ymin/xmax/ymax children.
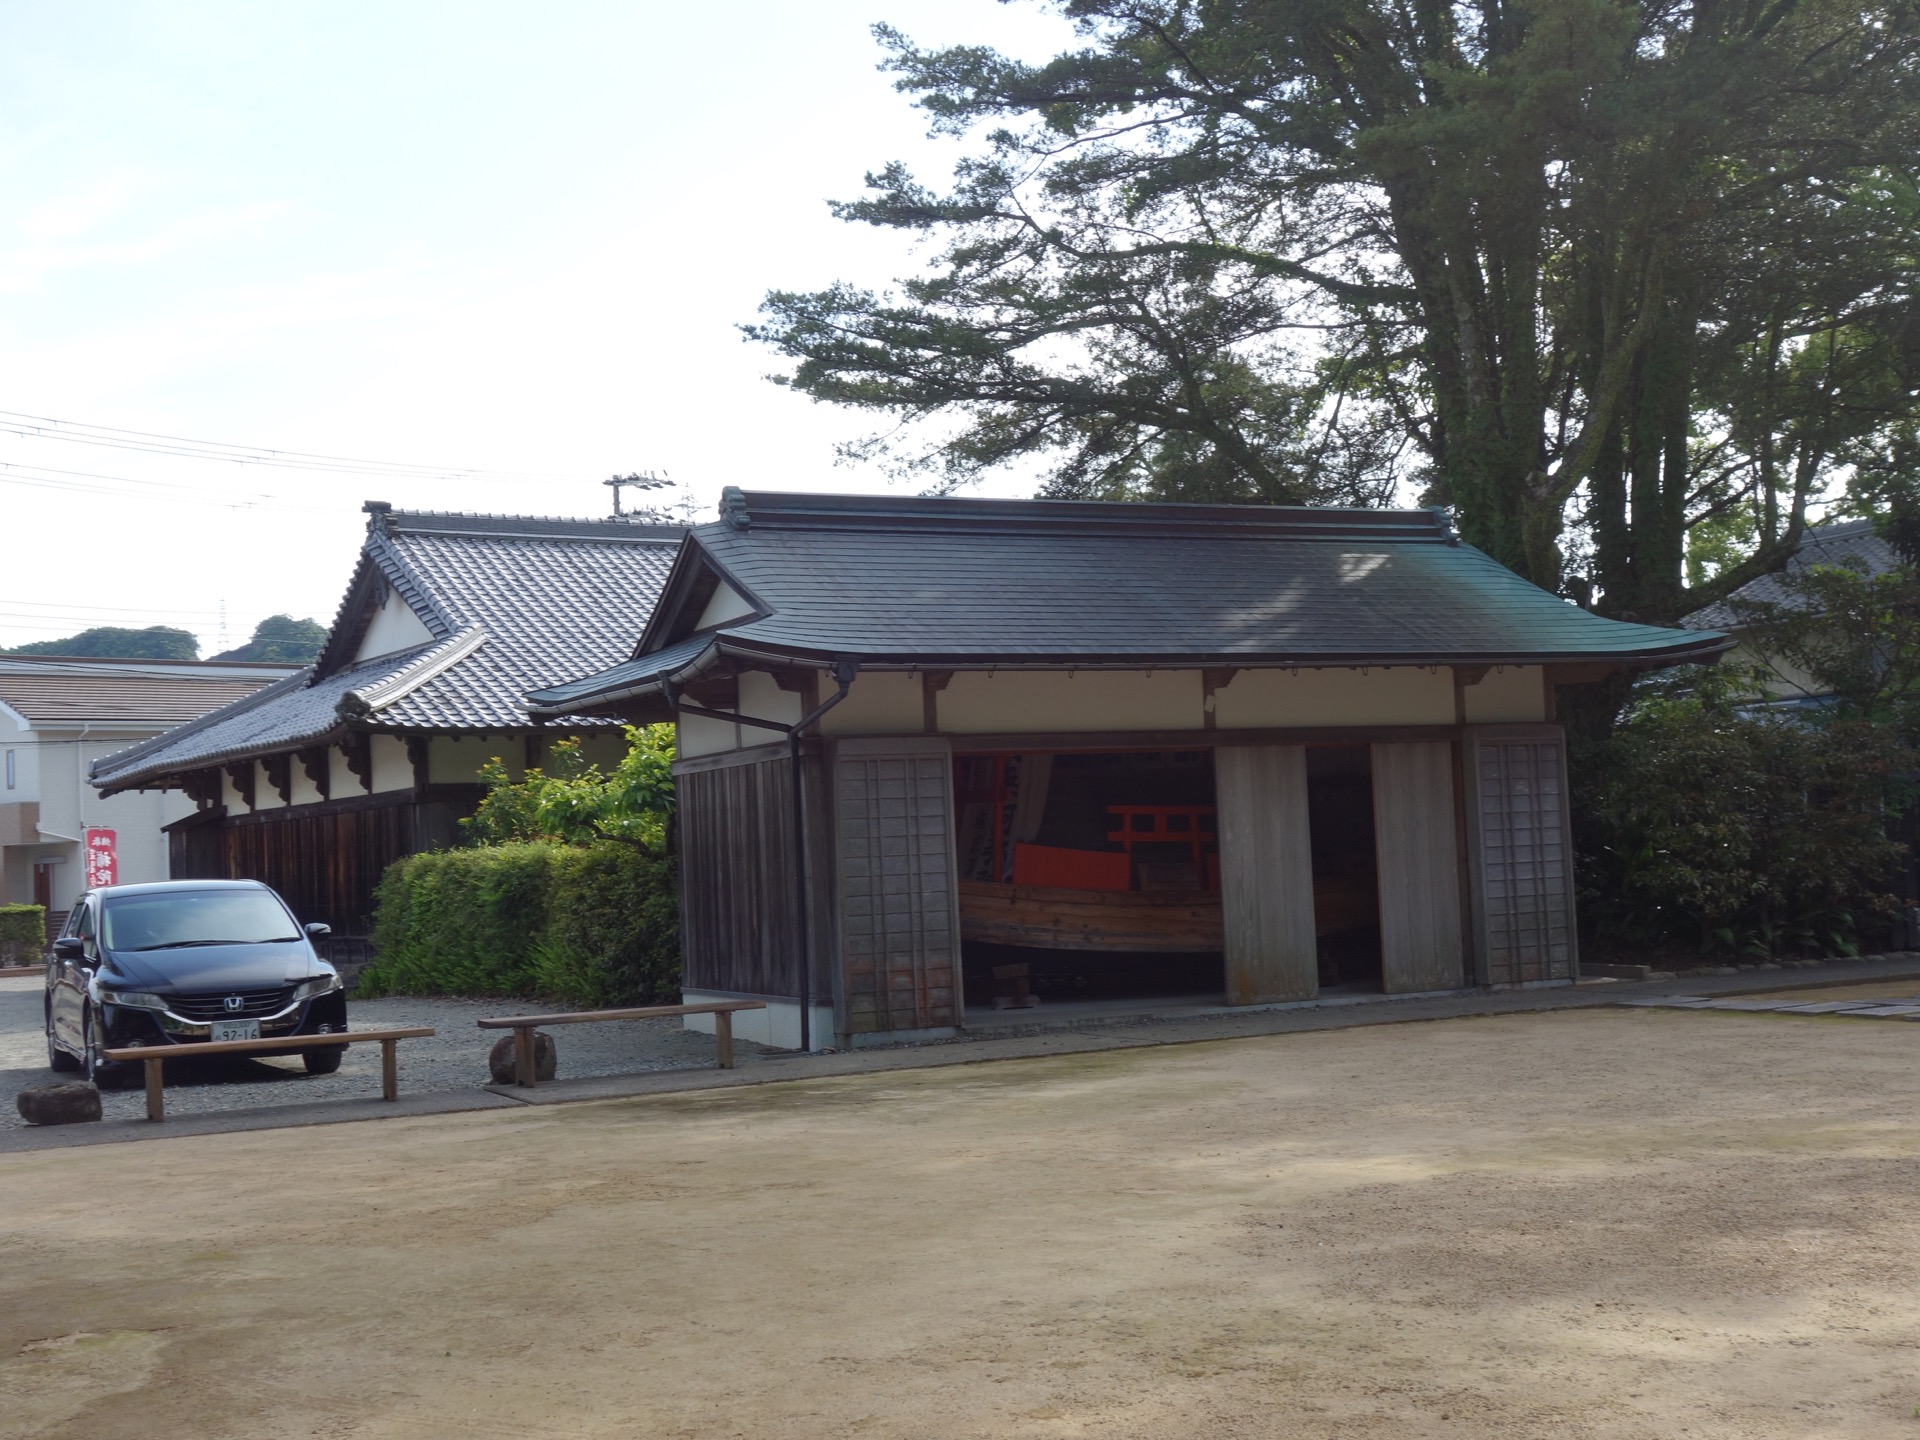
<box><xmin>530</xmin><ymin>490</ymin><xmax>1727</xmax><ymax>711</ymax></box>
<box><xmin>1684</xmin><ymin>519</ymin><xmax>1896</xmax><ymax>630</ymax></box>
<box><xmin>0</xmin><ymin>670</ymin><xmax>278</xmax><ymax>726</ymax></box>
<box><xmin>93</xmin><ymin>508</ymin><xmax>680</xmax><ymax>790</ymax></box>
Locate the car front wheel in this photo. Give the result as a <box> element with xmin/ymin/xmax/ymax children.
<box><xmin>302</xmin><ymin>1047</ymin><xmax>344</xmax><ymax>1075</ymax></box>
<box><xmin>82</xmin><ymin>1007</ymin><xmax>127</xmax><ymax>1090</ymax></box>
<box><xmin>46</xmin><ymin>1006</ymin><xmax>79</xmax><ymax>1073</ymax></box>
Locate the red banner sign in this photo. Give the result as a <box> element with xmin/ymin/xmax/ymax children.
<box><xmin>84</xmin><ymin>828</ymin><xmax>117</xmax><ymax>888</ymax></box>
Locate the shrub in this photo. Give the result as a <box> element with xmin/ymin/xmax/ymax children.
<box><xmin>1573</xmin><ymin>695</ymin><xmax>1908</xmax><ymax>957</ymax></box>
<box><xmin>0</xmin><ymin>904</ymin><xmax>44</xmax><ymax>965</ymax></box>
<box><xmin>358</xmin><ymin>841</ymin><xmax>678</xmax><ymax>1006</ymax></box>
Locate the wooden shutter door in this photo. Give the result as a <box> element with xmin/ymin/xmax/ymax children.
<box><xmin>834</xmin><ymin>738</ymin><xmax>962</xmax><ymax>1036</ymax></box>
<box><xmin>1216</xmin><ymin>744</ymin><xmax>1318</xmax><ymax>1004</ymax></box>
<box><xmin>1370</xmin><ymin>740</ymin><xmax>1465</xmax><ymax>993</ymax></box>
<box><xmin>1463</xmin><ymin>725</ymin><xmax>1577</xmax><ymax>984</ymax></box>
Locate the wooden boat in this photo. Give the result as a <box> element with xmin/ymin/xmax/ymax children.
<box><xmin>958</xmin><ymin>870</ymin><xmax>1377</xmax><ymax>953</ymax></box>
<box><xmin>960</xmin><ymin>880</ymin><xmax>1222</xmax><ymax>952</ymax></box>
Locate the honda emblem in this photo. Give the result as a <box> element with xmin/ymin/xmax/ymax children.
<box><xmin>223</xmin><ymin>995</ymin><xmax>244</xmax><ymax>1013</ymax></box>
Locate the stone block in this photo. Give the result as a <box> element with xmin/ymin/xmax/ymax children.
<box><xmin>15</xmin><ymin>1081</ymin><xmax>103</xmax><ymax>1125</ymax></box>
<box><xmin>487</xmin><ymin>1032</ymin><xmax>556</xmax><ymax>1084</ymax></box>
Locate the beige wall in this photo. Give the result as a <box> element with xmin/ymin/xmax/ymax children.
<box><xmin>739</xmin><ymin>670</ymin><xmax>802</xmax><ymax>729</ymax></box>
<box><xmin>930</xmin><ymin>669</ymin><xmax>1204</xmax><ymax>734</ymax></box>
<box><xmin>357</xmin><ymin>587</ymin><xmax>434</xmax><ymax>660</ymax></box>
<box><xmin>1212</xmin><ymin>667</ymin><xmax>1455</xmax><ymax>728</ymax></box>
<box><xmin>327</xmin><ymin>746</ymin><xmax>363</xmax><ymax>798</ymax></box>
<box><xmin>696</xmin><ymin>582</ymin><xmax>756</xmax><ymax>630</ymax></box>
<box><xmin>679</xmin><ymin>712</ymin><xmax>743</xmax><ymax>759</ymax></box>
<box><xmin>288</xmin><ymin>758</ymin><xmax>325</xmax><ymax>808</ymax></box>
<box><xmin>1461</xmin><ymin>666</ymin><xmax>1547</xmax><ymax>724</ymax></box>
<box><xmin>429</xmin><ymin>734</ymin><xmax>506</xmax><ymax>785</ymax></box>
<box><xmin>819</xmin><ymin>671</ymin><xmax>922</xmax><ymax>735</ymax></box>
<box><xmin>252</xmin><ymin>758</ymin><xmax>287</xmax><ymax>810</ymax></box>
<box><xmin>370</xmin><ymin>734</ymin><xmax>413</xmax><ymax>793</ymax></box>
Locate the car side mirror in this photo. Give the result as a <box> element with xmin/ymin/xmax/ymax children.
<box><xmin>304</xmin><ymin>922</ymin><xmax>331</xmax><ymax>939</ymax></box>
<box><xmin>52</xmin><ymin>937</ymin><xmax>84</xmax><ymax>961</ymax></box>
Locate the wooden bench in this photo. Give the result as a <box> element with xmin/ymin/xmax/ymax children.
<box><xmin>477</xmin><ymin>1000</ymin><xmax>767</xmax><ymax>1087</ymax></box>
<box><xmin>103</xmin><ymin>1027</ymin><xmax>436</xmax><ymax>1123</ymax></box>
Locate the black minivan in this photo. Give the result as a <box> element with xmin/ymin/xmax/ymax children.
<box><xmin>45</xmin><ymin>880</ymin><xmax>349</xmax><ymax>1086</ymax></box>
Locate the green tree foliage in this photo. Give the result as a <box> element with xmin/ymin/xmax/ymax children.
<box><xmin>752</xmin><ymin>0</ymin><xmax>1920</xmax><ymax>623</ymax></box>
<box><xmin>464</xmin><ymin>725</ymin><xmax>676</xmax><ymax>851</ymax></box>
<box><xmin>1574</xmin><ymin>687</ymin><xmax>1906</xmax><ymax>956</ymax></box>
<box><xmin>1726</xmin><ymin>551</ymin><xmax>1920</xmax><ymax>726</ymax></box>
<box><xmin>4</xmin><ymin>625</ymin><xmax>197</xmax><ymax>659</ymax></box>
<box><xmin>357</xmin><ymin>841</ymin><xmax>678</xmax><ymax>1006</ymax></box>
<box><xmin>212</xmin><ymin>614</ymin><xmax>326</xmax><ymax>664</ymax></box>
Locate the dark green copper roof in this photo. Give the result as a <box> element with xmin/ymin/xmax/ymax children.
<box><xmin>527</xmin><ymin>490</ymin><xmax>1726</xmax><ymax>714</ymax></box>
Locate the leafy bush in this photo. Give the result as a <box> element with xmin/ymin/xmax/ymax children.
<box><xmin>357</xmin><ymin>841</ymin><xmax>678</xmax><ymax>1006</ymax></box>
<box><xmin>1573</xmin><ymin>694</ymin><xmax>1908</xmax><ymax>957</ymax></box>
<box><xmin>0</xmin><ymin>904</ymin><xmax>44</xmax><ymax>965</ymax></box>
<box><xmin>465</xmin><ymin>724</ymin><xmax>674</xmax><ymax>848</ymax></box>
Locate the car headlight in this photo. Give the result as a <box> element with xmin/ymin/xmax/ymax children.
<box><xmin>102</xmin><ymin>989</ymin><xmax>168</xmax><ymax>1011</ymax></box>
<box><xmin>291</xmin><ymin>974</ymin><xmax>342</xmax><ymax>1003</ymax></box>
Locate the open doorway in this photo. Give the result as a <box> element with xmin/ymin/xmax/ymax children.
<box><xmin>1306</xmin><ymin>746</ymin><xmax>1383</xmax><ymax>992</ymax></box>
<box><xmin>954</xmin><ymin>749</ymin><xmax>1225</xmax><ymax>1011</ymax></box>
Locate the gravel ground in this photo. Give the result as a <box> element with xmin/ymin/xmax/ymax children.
<box><xmin>0</xmin><ymin>975</ymin><xmax>765</xmax><ymax>1128</ymax></box>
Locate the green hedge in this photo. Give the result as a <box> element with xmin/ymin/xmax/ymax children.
<box><xmin>0</xmin><ymin>904</ymin><xmax>44</xmax><ymax>965</ymax></box>
<box><xmin>356</xmin><ymin>841</ymin><xmax>678</xmax><ymax>1006</ymax></box>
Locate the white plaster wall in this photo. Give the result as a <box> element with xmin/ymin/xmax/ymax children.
<box><xmin>369</xmin><ymin>734</ymin><xmax>414</xmax><ymax>793</ymax></box>
<box><xmin>695</xmin><ymin>582</ymin><xmax>756</xmax><ymax>629</ymax></box>
<box><xmin>680</xmin><ymin>994</ymin><xmax>836</xmax><ymax>1052</ymax></box>
<box><xmin>288</xmin><ymin>760</ymin><xmax>325</xmax><ymax>808</ymax></box>
<box><xmin>252</xmin><ymin>758</ymin><xmax>288</xmax><ymax>810</ymax></box>
<box><xmin>357</xmin><ymin>587</ymin><xmax>434</xmax><ymax>660</ymax></box>
<box><xmin>221</xmin><ymin>767</ymin><xmax>251</xmax><ymax>814</ymax></box>
<box><xmin>738</xmin><ymin>670</ymin><xmax>803</xmax><ymax>729</ymax></box>
<box><xmin>677</xmin><ymin>713</ymin><xmax>740</xmax><ymax>759</ymax></box>
<box><xmin>1461</xmin><ymin>666</ymin><xmax>1547</xmax><ymax>724</ymax></box>
<box><xmin>574</xmin><ymin>732</ymin><xmax>632</xmax><ymax>770</ymax></box>
<box><xmin>1213</xmin><ymin>667</ymin><xmax>1454</xmax><ymax>728</ymax></box>
<box><xmin>934</xmin><ymin>669</ymin><xmax>1204</xmax><ymax>734</ymax></box>
<box><xmin>429</xmin><ymin>734</ymin><xmax>506</xmax><ymax>785</ymax></box>
<box><xmin>328</xmin><ymin>746</ymin><xmax>364</xmax><ymax>797</ymax></box>
<box><xmin>819</xmin><ymin>671</ymin><xmax>924</xmax><ymax>735</ymax></box>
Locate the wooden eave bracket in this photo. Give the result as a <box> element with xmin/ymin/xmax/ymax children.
<box><xmin>262</xmin><ymin>753</ymin><xmax>292</xmax><ymax>804</ymax></box>
<box><xmin>223</xmin><ymin>761</ymin><xmax>255</xmax><ymax>809</ymax></box>
<box><xmin>341</xmin><ymin>733</ymin><xmax>374</xmax><ymax>794</ymax></box>
<box><xmin>297</xmin><ymin>746</ymin><xmax>331</xmax><ymax>800</ymax></box>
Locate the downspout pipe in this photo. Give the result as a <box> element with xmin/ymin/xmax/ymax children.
<box><xmin>790</xmin><ymin>660</ymin><xmax>856</xmax><ymax>1052</ymax></box>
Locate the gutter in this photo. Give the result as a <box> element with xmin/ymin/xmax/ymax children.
<box><xmin>662</xmin><ymin>656</ymin><xmax>858</xmax><ymax>1052</ymax></box>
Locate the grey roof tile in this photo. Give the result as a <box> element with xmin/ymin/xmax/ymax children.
<box><xmin>94</xmin><ymin>510</ymin><xmax>680</xmax><ymax>789</ymax></box>
<box><xmin>1684</xmin><ymin>519</ymin><xmax>1897</xmax><ymax>630</ymax></box>
<box><xmin>531</xmin><ymin>490</ymin><xmax>1725</xmax><ymax>711</ymax></box>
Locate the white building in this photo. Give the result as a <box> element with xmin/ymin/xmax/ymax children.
<box><xmin>0</xmin><ymin>657</ymin><xmax>294</xmax><ymax>931</ymax></box>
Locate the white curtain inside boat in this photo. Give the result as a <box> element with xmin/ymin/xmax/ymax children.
<box><xmin>1006</xmin><ymin>753</ymin><xmax>1054</xmax><ymax>872</ymax></box>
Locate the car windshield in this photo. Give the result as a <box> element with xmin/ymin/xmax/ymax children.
<box><xmin>102</xmin><ymin>890</ymin><xmax>300</xmax><ymax>951</ymax></box>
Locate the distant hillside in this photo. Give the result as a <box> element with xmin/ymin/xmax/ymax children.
<box><xmin>3</xmin><ymin>625</ymin><xmax>198</xmax><ymax>660</ymax></box>
<box><xmin>211</xmin><ymin>614</ymin><xmax>326</xmax><ymax>664</ymax></box>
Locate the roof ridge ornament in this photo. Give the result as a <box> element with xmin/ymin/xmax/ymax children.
<box><xmin>720</xmin><ymin>486</ymin><xmax>751</xmax><ymax>530</ymax></box>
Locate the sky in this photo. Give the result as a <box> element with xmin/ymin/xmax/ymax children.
<box><xmin>0</xmin><ymin>1</ymin><xmax>1077</xmax><ymax>655</ymax></box>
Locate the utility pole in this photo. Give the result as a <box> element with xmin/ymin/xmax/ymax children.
<box><xmin>605</xmin><ymin>470</ymin><xmax>669</xmax><ymax>519</ymax></box>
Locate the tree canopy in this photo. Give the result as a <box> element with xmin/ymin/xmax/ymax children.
<box><xmin>3</xmin><ymin>625</ymin><xmax>198</xmax><ymax>659</ymax></box>
<box><xmin>211</xmin><ymin>614</ymin><xmax>327</xmax><ymax>664</ymax></box>
<box><xmin>752</xmin><ymin>0</ymin><xmax>1920</xmax><ymax>624</ymax></box>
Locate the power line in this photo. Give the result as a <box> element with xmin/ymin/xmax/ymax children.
<box><xmin>0</xmin><ymin>410</ymin><xmax>586</xmax><ymax>483</ymax></box>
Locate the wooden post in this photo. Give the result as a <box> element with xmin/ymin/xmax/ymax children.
<box><xmin>380</xmin><ymin>1038</ymin><xmax>398</xmax><ymax>1101</ymax></box>
<box><xmin>715</xmin><ymin>1009</ymin><xmax>734</xmax><ymax>1070</ymax></box>
<box><xmin>143</xmin><ymin>1057</ymin><xmax>165</xmax><ymax>1123</ymax></box>
<box><xmin>515</xmin><ymin>1026</ymin><xmax>536</xmax><ymax>1087</ymax></box>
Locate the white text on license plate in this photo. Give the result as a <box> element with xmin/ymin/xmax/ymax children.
<box><xmin>210</xmin><ymin>1019</ymin><xmax>260</xmax><ymax>1043</ymax></box>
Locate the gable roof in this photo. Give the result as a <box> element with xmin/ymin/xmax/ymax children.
<box><xmin>529</xmin><ymin>489</ymin><xmax>1729</xmax><ymax>715</ymax></box>
<box><xmin>93</xmin><ymin>506</ymin><xmax>681</xmax><ymax>793</ymax></box>
<box><xmin>1683</xmin><ymin>518</ymin><xmax>1897</xmax><ymax>631</ymax></box>
<box><xmin>0</xmin><ymin>661</ymin><xmax>285</xmax><ymax>728</ymax></box>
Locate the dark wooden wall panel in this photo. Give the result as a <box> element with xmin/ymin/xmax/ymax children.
<box><xmin>166</xmin><ymin>790</ymin><xmax>480</xmax><ymax>936</ymax></box>
<box><xmin>1464</xmin><ymin>726</ymin><xmax>1577</xmax><ymax>984</ymax></box>
<box><xmin>678</xmin><ymin>756</ymin><xmax>805</xmax><ymax>998</ymax></box>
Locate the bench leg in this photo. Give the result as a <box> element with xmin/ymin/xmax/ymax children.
<box><xmin>514</xmin><ymin>1026</ymin><xmax>537</xmax><ymax>1088</ymax></box>
<box><xmin>715</xmin><ymin>1010</ymin><xmax>733</xmax><ymax>1070</ymax></box>
<box><xmin>381</xmin><ymin>1038</ymin><xmax>398</xmax><ymax>1102</ymax></box>
<box><xmin>143</xmin><ymin>1057</ymin><xmax>165</xmax><ymax>1123</ymax></box>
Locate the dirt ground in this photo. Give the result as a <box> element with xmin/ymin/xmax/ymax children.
<box><xmin>5</xmin><ymin>1008</ymin><xmax>1920</xmax><ymax>1439</ymax></box>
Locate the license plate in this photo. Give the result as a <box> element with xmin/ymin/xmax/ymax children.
<box><xmin>209</xmin><ymin>1019</ymin><xmax>260</xmax><ymax>1043</ymax></box>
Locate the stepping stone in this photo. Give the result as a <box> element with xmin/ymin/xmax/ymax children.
<box><xmin>1774</xmin><ymin>1002</ymin><xmax>1878</xmax><ymax>1014</ymax></box>
<box><xmin>1701</xmin><ymin>1000</ymin><xmax>1790</xmax><ymax>1011</ymax></box>
<box><xmin>1841</xmin><ymin>1005</ymin><xmax>1920</xmax><ymax>1019</ymax></box>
